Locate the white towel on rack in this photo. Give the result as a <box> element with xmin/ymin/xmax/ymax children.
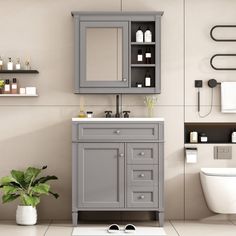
<box><xmin>221</xmin><ymin>82</ymin><xmax>236</xmax><ymax>113</ymax></box>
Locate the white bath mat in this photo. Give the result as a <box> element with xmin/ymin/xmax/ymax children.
<box><xmin>72</xmin><ymin>226</ymin><xmax>166</xmax><ymax>236</ymax></box>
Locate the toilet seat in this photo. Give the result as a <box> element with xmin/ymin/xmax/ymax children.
<box><xmin>201</xmin><ymin>168</ymin><xmax>236</xmax><ymax>177</ymax></box>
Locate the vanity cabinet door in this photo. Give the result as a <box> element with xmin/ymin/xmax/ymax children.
<box><xmin>77</xmin><ymin>143</ymin><xmax>125</xmax><ymax>208</ymax></box>
<box><xmin>79</xmin><ymin>21</ymin><xmax>129</xmax><ymax>88</ymax></box>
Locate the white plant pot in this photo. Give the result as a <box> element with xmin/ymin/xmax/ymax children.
<box><xmin>16</xmin><ymin>205</ymin><xmax>37</xmax><ymax>225</ymax></box>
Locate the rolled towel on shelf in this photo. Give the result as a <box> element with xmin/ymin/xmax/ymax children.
<box><xmin>221</xmin><ymin>82</ymin><xmax>236</xmax><ymax>113</ymax></box>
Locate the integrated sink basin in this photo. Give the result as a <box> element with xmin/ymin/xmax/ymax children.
<box><xmin>72</xmin><ymin>117</ymin><xmax>164</xmax><ymax>121</ymax></box>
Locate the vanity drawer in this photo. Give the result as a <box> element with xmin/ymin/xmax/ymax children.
<box><xmin>127</xmin><ymin>143</ymin><xmax>159</xmax><ymax>164</ymax></box>
<box><xmin>127</xmin><ymin>165</ymin><xmax>158</xmax><ymax>186</ymax></box>
<box><xmin>75</xmin><ymin>123</ymin><xmax>159</xmax><ymax>141</ymax></box>
<box><xmin>127</xmin><ymin>186</ymin><xmax>158</xmax><ymax>208</ymax></box>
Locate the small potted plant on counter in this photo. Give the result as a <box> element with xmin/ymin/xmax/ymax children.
<box><xmin>0</xmin><ymin>80</ymin><xmax>4</xmax><ymax>94</ymax></box>
<box><xmin>0</xmin><ymin>166</ymin><xmax>59</xmax><ymax>225</ymax></box>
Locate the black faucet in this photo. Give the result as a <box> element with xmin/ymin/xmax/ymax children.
<box><xmin>115</xmin><ymin>94</ymin><xmax>121</xmax><ymax>118</ymax></box>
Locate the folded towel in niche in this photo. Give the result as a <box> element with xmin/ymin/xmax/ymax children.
<box><xmin>221</xmin><ymin>82</ymin><xmax>236</xmax><ymax>113</ymax></box>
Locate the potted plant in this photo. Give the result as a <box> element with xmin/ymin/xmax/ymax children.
<box><xmin>0</xmin><ymin>166</ymin><xmax>59</xmax><ymax>225</ymax></box>
<box><xmin>0</xmin><ymin>80</ymin><xmax>4</xmax><ymax>94</ymax></box>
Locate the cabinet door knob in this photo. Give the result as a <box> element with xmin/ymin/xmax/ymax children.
<box><xmin>119</xmin><ymin>153</ymin><xmax>124</xmax><ymax>157</ymax></box>
<box><xmin>140</xmin><ymin>173</ymin><xmax>145</xmax><ymax>178</ymax></box>
<box><xmin>140</xmin><ymin>152</ymin><xmax>145</xmax><ymax>156</ymax></box>
<box><xmin>123</xmin><ymin>78</ymin><xmax>127</xmax><ymax>82</ymax></box>
<box><xmin>115</xmin><ymin>130</ymin><xmax>120</xmax><ymax>134</ymax></box>
<box><xmin>139</xmin><ymin>195</ymin><xmax>145</xmax><ymax>199</ymax></box>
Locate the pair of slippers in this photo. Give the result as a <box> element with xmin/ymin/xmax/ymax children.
<box><xmin>107</xmin><ymin>224</ymin><xmax>136</xmax><ymax>233</ymax></box>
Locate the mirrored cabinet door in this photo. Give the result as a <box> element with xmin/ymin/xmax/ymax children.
<box><xmin>80</xmin><ymin>21</ymin><xmax>129</xmax><ymax>87</ymax></box>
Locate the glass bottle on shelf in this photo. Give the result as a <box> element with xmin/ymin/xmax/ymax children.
<box><xmin>137</xmin><ymin>49</ymin><xmax>143</xmax><ymax>63</ymax></box>
<box><xmin>144</xmin><ymin>27</ymin><xmax>152</xmax><ymax>42</ymax></box>
<box><xmin>25</xmin><ymin>59</ymin><xmax>31</xmax><ymax>70</ymax></box>
<box><xmin>15</xmin><ymin>58</ymin><xmax>21</xmax><ymax>70</ymax></box>
<box><xmin>4</xmin><ymin>79</ymin><xmax>11</xmax><ymax>94</ymax></box>
<box><xmin>7</xmin><ymin>58</ymin><xmax>13</xmax><ymax>70</ymax></box>
<box><xmin>145</xmin><ymin>48</ymin><xmax>152</xmax><ymax>64</ymax></box>
<box><xmin>136</xmin><ymin>27</ymin><xmax>143</xmax><ymax>42</ymax></box>
<box><xmin>11</xmin><ymin>78</ymin><xmax>18</xmax><ymax>94</ymax></box>
<box><xmin>144</xmin><ymin>71</ymin><xmax>151</xmax><ymax>87</ymax></box>
<box><xmin>0</xmin><ymin>56</ymin><xmax>3</xmax><ymax>70</ymax></box>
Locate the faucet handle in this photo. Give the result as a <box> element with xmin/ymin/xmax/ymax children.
<box><xmin>123</xmin><ymin>111</ymin><xmax>130</xmax><ymax>118</ymax></box>
<box><xmin>105</xmin><ymin>111</ymin><xmax>112</xmax><ymax>118</ymax></box>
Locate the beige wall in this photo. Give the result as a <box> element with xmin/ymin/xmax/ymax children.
<box><xmin>0</xmin><ymin>0</ymin><xmax>235</xmax><ymax>221</ymax></box>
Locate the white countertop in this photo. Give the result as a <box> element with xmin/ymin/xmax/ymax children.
<box><xmin>72</xmin><ymin>117</ymin><xmax>164</xmax><ymax>122</ymax></box>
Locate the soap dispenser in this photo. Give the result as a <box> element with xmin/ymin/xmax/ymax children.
<box><xmin>136</xmin><ymin>27</ymin><xmax>143</xmax><ymax>42</ymax></box>
<box><xmin>144</xmin><ymin>27</ymin><xmax>152</xmax><ymax>42</ymax></box>
<box><xmin>232</xmin><ymin>130</ymin><xmax>236</xmax><ymax>143</ymax></box>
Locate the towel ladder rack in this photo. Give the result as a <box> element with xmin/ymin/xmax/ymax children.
<box><xmin>210</xmin><ymin>54</ymin><xmax>236</xmax><ymax>70</ymax></box>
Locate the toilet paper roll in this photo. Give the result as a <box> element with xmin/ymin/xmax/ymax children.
<box><xmin>185</xmin><ymin>148</ymin><xmax>198</xmax><ymax>163</ymax></box>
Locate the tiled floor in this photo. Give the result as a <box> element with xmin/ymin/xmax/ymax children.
<box><xmin>0</xmin><ymin>220</ymin><xmax>236</xmax><ymax>236</ymax></box>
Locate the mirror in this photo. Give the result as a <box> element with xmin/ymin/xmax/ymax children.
<box><xmin>86</xmin><ymin>27</ymin><xmax>123</xmax><ymax>82</ymax></box>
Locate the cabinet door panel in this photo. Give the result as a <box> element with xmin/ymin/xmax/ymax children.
<box><xmin>78</xmin><ymin>143</ymin><xmax>124</xmax><ymax>208</ymax></box>
<box><xmin>80</xmin><ymin>21</ymin><xmax>129</xmax><ymax>88</ymax></box>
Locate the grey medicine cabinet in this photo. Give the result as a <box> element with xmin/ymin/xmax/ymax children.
<box><xmin>71</xmin><ymin>11</ymin><xmax>163</xmax><ymax>94</ymax></box>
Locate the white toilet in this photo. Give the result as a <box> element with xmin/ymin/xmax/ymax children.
<box><xmin>200</xmin><ymin>168</ymin><xmax>236</xmax><ymax>214</ymax></box>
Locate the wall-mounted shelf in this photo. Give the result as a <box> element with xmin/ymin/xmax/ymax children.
<box><xmin>0</xmin><ymin>70</ymin><xmax>39</xmax><ymax>74</ymax></box>
<box><xmin>185</xmin><ymin>122</ymin><xmax>236</xmax><ymax>144</ymax></box>
<box><xmin>0</xmin><ymin>94</ymin><xmax>38</xmax><ymax>97</ymax></box>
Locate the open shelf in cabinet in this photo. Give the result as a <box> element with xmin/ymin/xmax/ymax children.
<box><xmin>131</xmin><ymin>64</ymin><xmax>156</xmax><ymax>67</ymax></box>
<box><xmin>131</xmin><ymin>42</ymin><xmax>156</xmax><ymax>45</ymax></box>
<box><xmin>131</xmin><ymin>67</ymin><xmax>155</xmax><ymax>88</ymax></box>
<box><xmin>130</xmin><ymin>21</ymin><xmax>156</xmax><ymax>90</ymax></box>
<box><xmin>185</xmin><ymin>122</ymin><xmax>236</xmax><ymax>144</ymax></box>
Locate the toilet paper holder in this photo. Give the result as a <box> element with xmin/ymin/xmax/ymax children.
<box><xmin>185</xmin><ymin>147</ymin><xmax>198</xmax><ymax>163</ymax></box>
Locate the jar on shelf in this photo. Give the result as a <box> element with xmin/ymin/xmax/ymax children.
<box><xmin>199</xmin><ymin>133</ymin><xmax>208</xmax><ymax>143</ymax></box>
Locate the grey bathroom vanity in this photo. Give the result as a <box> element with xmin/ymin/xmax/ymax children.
<box><xmin>71</xmin><ymin>12</ymin><xmax>163</xmax><ymax>94</ymax></box>
<box><xmin>72</xmin><ymin>118</ymin><xmax>164</xmax><ymax>226</ymax></box>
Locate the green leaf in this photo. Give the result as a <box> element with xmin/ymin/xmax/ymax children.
<box><xmin>11</xmin><ymin>170</ymin><xmax>24</xmax><ymax>184</ymax></box>
<box><xmin>0</xmin><ymin>176</ymin><xmax>17</xmax><ymax>185</ymax></box>
<box><xmin>32</xmin><ymin>183</ymin><xmax>50</xmax><ymax>195</ymax></box>
<box><xmin>24</xmin><ymin>167</ymin><xmax>41</xmax><ymax>183</ymax></box>
<box><xmin>3</xmin><ymin>186</ymin><xmax>18</xmax><ymax>195</ymax></box>
<box><xmin>33</xmin><ymin>175</ymin><xmax>58</xmax><ymax>185</ymax></box>
<box><xmin>22</xmin><ymin>194</ymin><xmax>40</xmax><ymax>207</ymax></box>
<box><xmin>49</xmin><ymin>191</ymin><xmax>59</xmax><ymax>199</ymax></box>
<box><xmin>2</xmin><ymin>194</ymin><xmax>19</xmax><ymax>203</ymax></box>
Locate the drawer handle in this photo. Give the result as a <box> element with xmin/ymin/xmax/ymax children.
<box><xmin>140</xmin><ymin>152</ymin><xmax>145</xmax><ymax>156</ymax></box>
<box><xmin>119</xmin><ymin>153</ymin><xmax>124</xmax><ymax>157</ymax></box>
<box><xmin>139</xmin><ymin>174</ymin><xmax>145</xmax><ymax>178</ymax></box>
<box><xmin>139</xmin><ymin>195</ymin><xmax>145</xmax><ymax>199</ymax></box>
<box><xmin>115</xmin><ymin>130</ymin><xmax>120</xmax><ymax>134</ymax></box>
<box><xmin>123</xmin><ymin>78</ymin><xmax>127</xmax><ymax>82</ymax></box>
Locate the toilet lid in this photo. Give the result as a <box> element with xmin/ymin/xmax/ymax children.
<box><xmin>201</xmin><ymin>168</ymin><xmax>236</xmax><ymax>177</ymax></box>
